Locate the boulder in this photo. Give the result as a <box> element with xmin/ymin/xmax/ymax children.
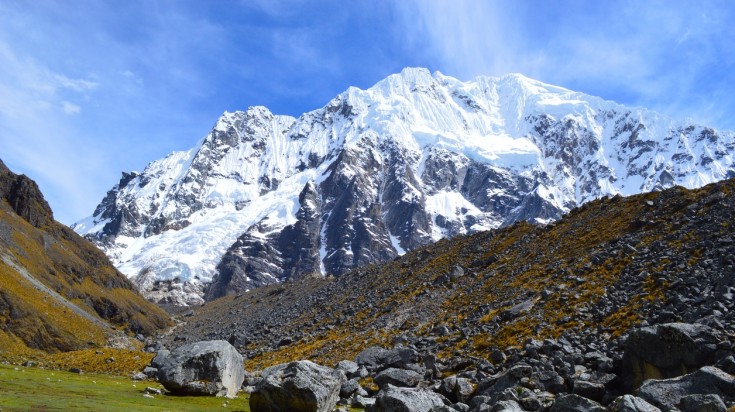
<box><xmin>156</xmin><ymin>340</ymin><xmax>244</xmax><ymax>398</ymax></box>
<box><xmin>622</xmin><ymin>323</ymin><xmax>720</xmax><ymax>390</ymax></box>
<box><xmin>449</xmin><ymin>265</ymin><xmax>465</xmax><ymax>280</ymax></box>
<box><xmin>488</xmin><ymin>400</ymin><xmax>525</xmax><ymax>411</ymax></box>
<box><xmin>355</xmin><ymin>346</ymin><xmax>421</xmax><ymax>372</ymax></box>
<box><xmin>373</xmin><ymin>368</ymin><xmax>422</xmax><ymax>389</ymax></box>
<box><xmin>549</xmin><ymin>393</ymin><xmax>606</xmax><ymax>412</ymax></box>
<box><xmin>438</xmin><ymin>375</ymin><xmax>475</xmax><ymax>403</ymax></box>
<box><xmin>678</xmin><ymin>394</ymin><xmax>726</xmax><ymax>412</ymax></box>
<box><xmin>636</xmin><ymin>366</ymin><xmax>735</xmax><ymax>410</ymax></box>
<box><xmin>476</xmin><ymin>364</ymin><xmax>532</xmax><ymax>401</ymax></box>
<box><xmin>143</xmin><ymin>366</ymin><xmax>158</xmax><ymax>378</ymax></box>
<box><xmin>373</xmin><ymin>385</ymin><xmax>446</xmax><ymax>412</ymax></box>
<box><xmin>340</xmin><ymin>378</ymin><xmax>363</xmax><ymax>398</ymax></box>
<box><xmin>351</xmin><ymin>395</ymin><xmax>376</xmax><ymax>409</ymax></box>
<box><xmin>537</xmin><ymin>370</ymin><xmax>567</xmax><ymax>394</ymax></box>
<box><xmin>572</xmin><ymin>379</ymin><xmax>605</xmax><ymax>402</ymax></box>
<box><xmin>336</xmin><ymin>360</ymin><xmax>360</xmax><ymax>378</ymax></box>
<box><xmin>151</xmin><ymin>349</ymin><xmax>169</xmax><ymax>368</ymax></box>
<box><xmin>249</xmin><ymin>360</ymin><xmax>344</xmax><ymax>412</ymax></box>
<box><xmin>607</xmin><ymin>395</ymin><xmax>661</xmax><ymax>412</ymax></box>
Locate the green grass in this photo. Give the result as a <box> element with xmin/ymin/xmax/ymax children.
<box><xmin>0</xmin><ymin>363</ymin><xmax>251</xmax><ymax>411</ymax></box>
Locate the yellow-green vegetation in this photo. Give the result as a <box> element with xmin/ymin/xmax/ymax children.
<box><xmin>0</xmin><ymin>363</ymin><xmax>251</xmax><ymax>411</ymax></box>
<box><xmin>6</xmin><ymin>348</ymin><xmax>153</xmax><ymax>376</ymax></box>
<box><xmin>358</xmin><ymin>376</ymin><xmax>379</xmax><ymax>393</ymax></box>
<box><xmin>0</xmin><ymin>197</ymin><xmax>172</xmax><ymax>357</ymax></box>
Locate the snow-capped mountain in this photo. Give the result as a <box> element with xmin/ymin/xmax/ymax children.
<box><xmin>73</xmin><ymin>68</ymin><xmax>735</xmax><ymax>305</ymax></box>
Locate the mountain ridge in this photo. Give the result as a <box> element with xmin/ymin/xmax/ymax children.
<box><xmin>73</xmin><ymin>68</ymin><xmax>735</xmax><ymax>305</ymax></box>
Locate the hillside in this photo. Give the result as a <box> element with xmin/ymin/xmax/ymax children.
<box><xmin>170</xmin><ymin>177</ymin><xmax>735</xmax><ymax>372</ymax></box>
<box><xmin>74</xmin><ymin>68</ymin><xmax>735</xmax><ymax>305</ymax></box>
<box><xmin>0</xmin><ymin>159</ymin><xmax>171</xmax><ymax>357</ymax></box>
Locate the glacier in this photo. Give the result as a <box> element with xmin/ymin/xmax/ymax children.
<box><xmin>74</xmin><ymin>68</ymin><xmax>735</xmax><ymax>305</ymax></box>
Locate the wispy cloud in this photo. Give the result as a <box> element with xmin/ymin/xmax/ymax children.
<box><xmin>395</xmin><ymin>0</ymin><xmax>735</xmax><ymax>130</ymax></box>
<box><xmin>1</xmin><ymin>0</ymin><xmax>733</xmax><ymax>226</ymax></box>
<box><xmin>61</xmin><ymin>101</ymin><xmax>81</xmax><ymax>114</ymax></box>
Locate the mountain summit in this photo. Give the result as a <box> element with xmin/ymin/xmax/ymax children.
<box><xmin>73</xmin><ymin>68</ymin><xmax>735</xmax><ymax>305</ymax></box>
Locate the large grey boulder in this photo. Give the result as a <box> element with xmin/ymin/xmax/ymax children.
<box><xmin>249</xmin><ymin>360</ymin><xmax>344</xmax><ymax>412</ymax></box>
<box><xmin>374</xmin><ymin>385</ymin><xmax>446</xmax><ymax>412</ymax></box>
<box><xmin>156</xmin><ymin>340</ymin><xmax>244</xmax><ymax>398</ymax></box>
<box><xmin>636</xmin><ymin>366</ymin><xmax>735</xmax><ymax>411</ymax></box>
<box><xmin>622</xmin><ymin>323</ymin><xmax>720</xmax><ymax>390</ymax></box>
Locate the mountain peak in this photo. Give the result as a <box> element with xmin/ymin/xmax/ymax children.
<box><xmin>74</xmin><ymin>69</ymin><xmax>735</xmax><ymax>305</ymax></box>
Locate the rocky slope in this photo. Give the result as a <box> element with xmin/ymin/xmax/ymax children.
<box><xmin>159</xmin><ymin>177</ymin><xmax>735</xmax><ymax>410</ymax></box>
<box><xmin>0</xmin><ymin>159</ymin><xmax>171</xmax><ymax>355</ymax></box>
<box><xmin>74</xmin><ymin>68</ymin><xmax>735</xmax><ymax>305</ymax></box>
<box><xmin>168</xmin><ymin>177</ymin><xmax>735</xmax><ymax>370</ymax></box>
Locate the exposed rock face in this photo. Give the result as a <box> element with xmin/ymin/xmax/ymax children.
<box><xmin>249</xmin><ymin>360</ymin><xmax>344</xmax><ymax>412</ymax></box>
<box><xmin>74</xmin><ymin>69</ymin><xmax>735</xmax><ymax>304</ymax></box>
<box><xmin>206</xmin><ymin>182</ymin><xmax>322</xmax><ymax>300</ymax></box>
<box><xmin>156</xmin><ymin>340</ymin><xmax>245</xmax><ymax>398</ymax></box>
<box><xmin>622</xmin><ymin>323</ymin><xmax>721</xmax><ymax>390</ymax></box>
<box><xmin>0</xmin><ymin>159</ymin><xmax>53</xmax><ymax>228</ymax></box>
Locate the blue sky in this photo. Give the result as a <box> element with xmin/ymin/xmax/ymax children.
<box><xmin>1</xmin><ymin>0</ymin><xmax>733</xmax><ymax>224</ymax></box>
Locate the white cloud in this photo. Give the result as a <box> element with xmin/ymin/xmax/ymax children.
<box><xmin>61</xmin><ymin>101</ymin><xmax>81</xmax><ymax>114</ymax></box>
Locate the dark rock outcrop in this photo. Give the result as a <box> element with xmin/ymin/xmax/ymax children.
<box><xmin>622</xmin><ymin>323</ymin><xmax>721</xmax><ymax>390</ymax></box>
<box><xmin>0</xmin><ymin>159</ymin><xmax>53</xmax><ymax>228</ymax></box>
